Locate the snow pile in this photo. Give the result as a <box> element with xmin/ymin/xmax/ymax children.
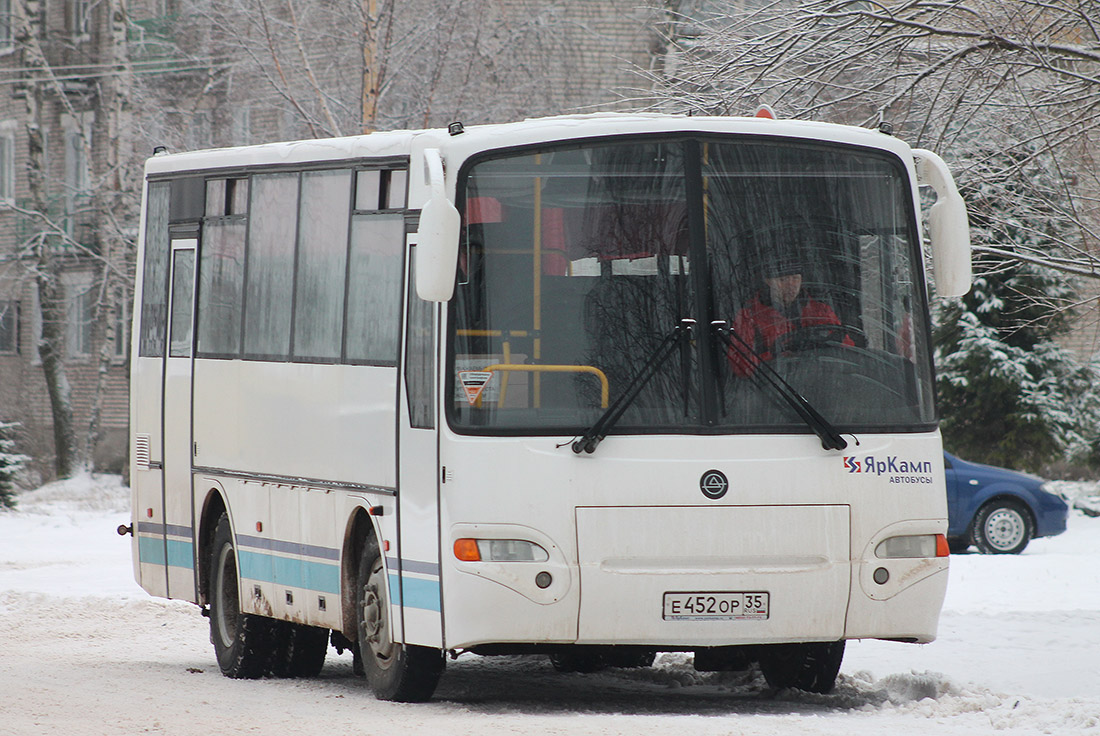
<box><xmin>2</xmin><ymin>475</ymin><xmax>1100</xmax><ymax>735</ymax></box>
<box><xmin>1048</xmin><ymin>479</ymin><xmax>1100</xmax><ymax>517</ymax></box>
<box><xmin>11</xmin><ymin>472</ymin><xmax>130</xmax><ymax>514</ymax></box>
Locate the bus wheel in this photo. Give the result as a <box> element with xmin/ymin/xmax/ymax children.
<box><xmin>208</xmin><ymin>513</ymin><xmax>278</xmax><ymax>678</ymax></box>
<box><xmin>757</xmin><ymin>640</ymin><xmax>845</xmax><ymax>694</ymax></box>
<box><xmin>356</xmin><ymin>536</ymin><xmax>444</xmax><ymax>701</ymax></box>
<box><xmin>973</xmin><ymin>499</ymin><xmax>1033</xmax><ymax>554</ymax></box>
<box><xmin>270</xmin><ymin>622</ymin><xmax>329</xmax><ymax>678</ymax></box>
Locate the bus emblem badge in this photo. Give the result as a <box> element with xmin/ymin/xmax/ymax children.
<box><xmin>700</xmin><ymin>470</ymin><xmax>729</xmax><ymax>499</ymax></box>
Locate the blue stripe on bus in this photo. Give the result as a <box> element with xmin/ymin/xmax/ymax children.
<box><xmin>138</xmin><ymin>536</ymin><xmax>164</xmax><ymax>565</ymax></box>
<box><xmin>386</xmin><ymin>556</ymin><xmax>440</xmax><ymax>577</ymax></box>
<box><xmin>237</xmin><ymin>534</ymin><xmax>340</xmax><ymax>561</ymax></box>
<box><xmin>389</xmin><ymin>573</ymin><xmax>442</xmax><ymax>613</ymax></box>
<box><xmin>141</xmin><ymin>539</ymin><xmax>440</xmax><ymax>613</ymax></box>
<box><xmin>167</xmin><ymin>539</ymin><xmax>195</xmax><ymax>569</ymax></box>
<box><xmin>138</xmin><ymin>536</ymin><xmax>194</xmax><ymax>570</ymax></box>
<box><xmin>136</xmin><ymin>521</ymin><xmax>193</xmax><ymax>538</ymax></box>
<box><xmin>238</xmin><ymin>550</ymin><xmax>341</xmax><ymax>595</ymax></box>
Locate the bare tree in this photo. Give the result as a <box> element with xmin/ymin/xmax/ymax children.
<box><xmin>135</xmin><ymin>0</ymin><xmax>661</xmax><ymax>146</ymax></box>
<box><xmin>84</xmin><ymin>0</ymin><xmax>139</xmax><ymax>472</ymax></box>
<box><xmin>640</xmin><ymin>0</ymin><xmax>1100</xmax><ymax>280</ymax></box>
<box><xmin>6</xmin><ymin>0</ymin><xmax>139</xmax><ymax>478</ymax></box>
<box><xmin>14</xmin><ymin>0</ymin><xmax>79</xmax><ymax>477</ymax></box>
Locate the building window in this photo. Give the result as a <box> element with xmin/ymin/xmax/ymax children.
<box><xmin>68</xmin><ymin>283</ymin><xmax>95</xmax><ymax>357</ymax></box>
<box><xmin>0</xmin><ymin>300</ymin><xmax>18</xmax><ymax>354</ymax></box>
<box><xmin>0</xmin><ymin>0</ymin><xmax>13</xmax><ymax>53</ymax></box>
<box><xmin>62</xmin><ymin>114</ymin><xmax>92</xmax><ymax>239</ymax></box>
<box><xmin>232</xmin><ymin>106</ymin><xmax>252</xmax><ymax>146</ymax></box>
<box><xmin>112</xmin><ymin>290</ymin><xmax>128</xmax><ymax>358</ymax></box>
<box><xmin>66</xmin><ymin>282</ymin><xmax>127</xmax><ymax>359</ymax></box>
<box><xmin>67</xmin><ymin>0</ymin><xmax>91</xmax><ymax>38</ymax></box>
<box><xmin>0</xmin><ymin>126</ymin><xmax>14</xmax><ymax>204</ymax></box>
<box><xmin>189</xmin><ymin>110</ymin><xmax>211</xmax><ymax>150</ymax></box>
<box><xmin>64</xmin><ymin>126</ymin><xmax>91</xmax><ymax>196</ymax></box>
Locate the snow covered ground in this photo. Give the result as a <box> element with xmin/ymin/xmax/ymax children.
<box><xmin>2</xmin><ymin>475</ymin><xmax>1099</xmax><ymax>735</ymax></box>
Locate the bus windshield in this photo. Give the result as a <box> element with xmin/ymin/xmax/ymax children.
<box><xmin>449</xmin><ymin>136</ymin><xmax>935</xmax><ymax>436</ymax></box>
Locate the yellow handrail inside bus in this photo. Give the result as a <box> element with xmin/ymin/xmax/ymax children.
<box><xmin>481</xmin><ymin>364</ymin><xmax>609</xmax><ymax>408</ymax></box>
<box><xmin>456</xmin><ymin>329</ymin><xmax>530</xmax><ymax>337</ymax></box>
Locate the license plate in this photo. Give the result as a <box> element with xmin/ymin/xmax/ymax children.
<box><xmin>662</xmin><ymin>592</ymin><xmax>769</xmax><ymax>620</ymax></box>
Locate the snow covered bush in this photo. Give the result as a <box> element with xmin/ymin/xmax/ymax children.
<box><xmin>934</xmin><ymin>148</ymin><xmax>1100</xmax><ymax>471</ymax></box>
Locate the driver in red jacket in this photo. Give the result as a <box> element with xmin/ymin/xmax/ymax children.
<box><xmin>728</xmin><ymin>254</ymin><xmax>851</xmax><ymax>376</ymax></box>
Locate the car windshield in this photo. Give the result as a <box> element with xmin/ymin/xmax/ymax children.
<box><xmin>448</xmin><ymin>135</ymin><xmax>935</xmax><ymax>436</ymax></box>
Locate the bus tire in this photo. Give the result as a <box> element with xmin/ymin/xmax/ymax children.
<box><xmin>973</xmin><ymin>498</ymin><xmax>1033</xmax><ymax>554</ymax></box>
<box><xmin>270</xmin><ymin>622</ymin><xmax>329</xmax><ymax>678</ymax></box>
<box><xmin>208</xmin><ymin>513</ymin><xmax>279</xmax><ymax>679</ymax></box>
<box><xmin>356</xmin><ymin>535</ymin><xmax>444</xmax><ymax>701</ymax></box>
<box><xmin>757</xmin><ymin>640</ymin><xmax>845</xmax><ymax>694</ymax></box>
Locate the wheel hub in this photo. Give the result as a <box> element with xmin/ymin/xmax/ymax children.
<box><xmin>985</xmin><ymin>509</ymin><xmax>1025</xmax><ymax>550</ymax></box>
<box><xmin>362</xmin><ymin>567</ymin><xmax>396</xmax><ymax>668</ymax></box>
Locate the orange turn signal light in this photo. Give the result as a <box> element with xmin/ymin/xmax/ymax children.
<box><xmin>454</xmin><ymin>538</ymin><xmax>481</xmax><ymax>562</ymax></box>
<box><xmin>935</xmin><ymin>534</ymin><xmax>950</xmax><ymax>558</ymax></box>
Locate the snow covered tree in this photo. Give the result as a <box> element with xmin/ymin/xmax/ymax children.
<box><xmin>642</xmin><ymin>0</ymin><xmax>1100</xmax><ymax>280</ymax></box>
<box><xmin>935</xmin><ymin>148</ymin><xmax>1100</xmax><ymax>470</ymax></box>
<box><xmin>0</xmin><ymin>421</ymin><xmax>29</xmax><ymax>509</ymax></box>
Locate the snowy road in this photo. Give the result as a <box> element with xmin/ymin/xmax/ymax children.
<box><xmin>1</xmin><ymin>476</ymin><xmax>1098</xmax><ymax>735</ymax></box>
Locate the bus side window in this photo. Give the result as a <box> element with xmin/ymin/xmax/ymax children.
<box><xmin>293</xmin><ymin>170</ymin><xmax>352</xmax><ymax>361</ymax></box>
<box><xmin>243</xmin><ymin>173</ymin><xmax>298</xmax><ymax>359</ymax></box>
<box><xmin>197</xmin><ymin>218</ymin><xmax>247</xmax><ymax>356</ymax></box>
<box><xmin>346</xmin><ymin>167</ymin><xmax>407</xmax><ymax>365</ymax></box>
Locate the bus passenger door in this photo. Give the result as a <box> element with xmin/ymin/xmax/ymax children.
<box><xmin>162</xmin><ymin>238</ymin><xmax>197</xmax><ymax>599</ymax></box>
<box><xmin>396</xmin><ymin>244</ymin><xmax>444</xmax><ymax>649</ymax></box>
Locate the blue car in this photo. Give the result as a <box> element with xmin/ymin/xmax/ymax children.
<box><xmin>944</xmin><ymin>452</ymin><xmax>1069</xmax><ymax>554</ymax></box>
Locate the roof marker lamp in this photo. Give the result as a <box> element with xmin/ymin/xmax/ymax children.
<box><xmin>454</xmin><ymin>538</ymin><xmax>549</xmax><ymax>562</ymax></box>
<box><xmin>875</xmin><ymin>534</ymin><xmax>950</xmax><ymax>559</ymax></box>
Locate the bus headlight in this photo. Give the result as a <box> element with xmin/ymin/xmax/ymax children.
<box><xmin>454</xmin><ymin>538</ymin><xmax>550</xmax><ymax>562</ymax></box>
<box><xmin>875</xmin><ymin>534</ymin><xmax>949</xmax><ymax>559</ymax></box>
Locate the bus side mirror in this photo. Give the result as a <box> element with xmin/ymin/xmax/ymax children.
<box><xmin>416</xmin><ymin>148</ymin><xmax>461</xmax><ymax>302</ymax></box>
<box><xmin>914</xmin><ymin>149</ymin><xmax>972</xmax><ymax>298</ymax></box>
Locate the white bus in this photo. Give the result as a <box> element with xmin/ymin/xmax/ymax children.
<box><xmin>128</xmin><ymin>112</ymin><xmax>971</xmax><ymax>701</ymax></box>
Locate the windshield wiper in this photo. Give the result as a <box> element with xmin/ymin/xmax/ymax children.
<box><xmin>712</xmin><ymin>320</ymin><xmax>847</xmax><ymax>451</ymax></box>
<box><xmin>572</xmin><ymin>319</ymin><xmax>695</xmax><ymax>455</ymax></box>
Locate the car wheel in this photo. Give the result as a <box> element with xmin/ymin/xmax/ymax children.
<box><xmin>973</xmin><ymin>498</ymin><xmax>1033</xmax><ymax>554</ymax></box>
